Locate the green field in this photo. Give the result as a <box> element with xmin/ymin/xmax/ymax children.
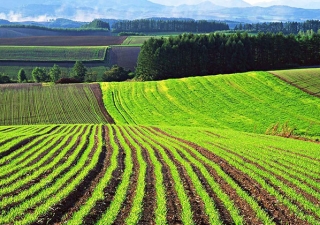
<box><xmin>0</xmin><ymin>83</ymin><xmax>109</xmax><ymax>125</ymax></box>
<box><xmin>0</xmin><ymin>46</ymin><xmax>108</xmax><ymax>61</ymax></box>
<box><xmin>0</xmin><ymin>124</ymin><xmax>319</xmax><ymax>224</ymax></box>
<box><xmin>101</xmin><ymin>71</ymin><xmax>320</xmax><ymax>137</ymax></box>
<box><xmin>0</xmin><ymin>71</ymin><xmax>320</xmax><ymax>224</ymax></box>
<box><xmin>270</xmin><ymin>68</ymin><xmax>320</xmax><ymax>97</ymax></box>
<box><xmin>122</xmin><ymin>36</ymin><xmax>156</xmax><ymax>46</ymax></box>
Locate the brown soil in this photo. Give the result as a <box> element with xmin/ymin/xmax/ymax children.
<box><xmin>89</xmin><ymin>83</ymin><xmax>115</xmax><ymax>124</ymax></box>
<box><xmin>0</xmin><ymin>36</ymin><xmax>127</xmax><ymax>46</ymax></box>
<box><xmin>133</xmin><ymin>126</ymin><xmax>183</xmax><ymax>224</ymax></box>
<box><xmin>270</xmin><ymin>72</ymin><xmax>320</xmax><ymax>98</ymax></box>
<box><xmin>210</xmin><ymin>143</ymin><xmax>320</xmax><ymax>220</ymax></box>
<box><xmin>125</xmin><ymin>126</ymin><xmax>156</xmax><ymax>224</ymax></box>
<box><xmin>111</xmin><ymin>127</ymin><xmax>139</xmax><ymax>224</ymax></box>
<box><xmin>33</xmin><ymin>126</ymin><xmax>102</xmax><ymax>224</ymax></box>
<box><xmin>0</xmin><ymin>126</ymin><xmax>89</xmax><ymax>210</ymax></box>
<box><xmin>82</xmin><ymin>126</ymin><xmax>126</xmax><ymax>224</ymax></box>
<box><xmin>52</xmin><ymin>126</ymin><xmax>113</xmax><ymax>224</ymax></box>
<box><xmin>152</xmin><ymin>127</ymin><xmax>310</xmax><ymax>225</ymax></box>
<box><xmin>269</xmin><ymin>146</ymin><xmax>320</xmax><ymax>163</ymax></box>
<box><xmin>145</xmin><ymin>131</ymin><xmax>211</xmax><ymax>224</ymax></box>
<box><xmin>0</xmin><ymin>125</ymin><xmax>58</xmax><ymax>158</ymax></box>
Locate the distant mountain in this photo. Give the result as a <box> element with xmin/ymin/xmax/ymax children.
<box><xmin>206</xmin><ymin>0</ymin><xmax>250</xmax><ymax>8</ymax></box>
<box><xmin>1</xmin><ymin>0</ymin><xmax>320</xmax><ymax>23</ymax></box>
<box><xmin>253</xmin><ymin>0</ymin><xmax>320</xmax><ymax>9</ymax></box>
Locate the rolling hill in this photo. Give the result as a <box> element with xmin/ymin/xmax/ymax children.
<box><xmin>0</xmin><ymin>71</ymin><xmax>320</xmax><ymax>224</ymax></box>
<box><xmin>100</xmin><ymin>71</ymin><xmax>320</xmax><ymax>137</ymax></box>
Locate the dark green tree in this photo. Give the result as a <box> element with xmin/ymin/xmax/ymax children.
<box><xmin>32</xmin><ymin>67</ymin><xmax>48</xmax><ymax>83</ymax></box>
<box><xmin>17</xmin><ymin>68</ymin><xmax>27</xmax><ymax>83</ymax></box>
<box><xmin>73</xmin><ymin>61</ymin><xmax>87</xmax><ymax>82</ymax></box>
<box><xmin>49</xmin><ymin>64</ymin><xmax>61</xmax><ymax>82</ymax></box>
<box><xmin>102</xmin><ymin>65</ymin><xmax>130</xmax><ymax>82</ymax></box>
<box><xmin>0</xmin><ymin>73</ymin><xmax>11</xmax><ymax>83</ymax></box>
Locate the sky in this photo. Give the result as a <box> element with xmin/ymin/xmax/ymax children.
<box><xmin>149</xmin><ymin>0</ymin><xmax>271</xmax><ymax>6</ymax></box>
<box><xmin>148</xmin><ymin>0</ymin><xmax>319</xmax><ymax>8</ymax></box>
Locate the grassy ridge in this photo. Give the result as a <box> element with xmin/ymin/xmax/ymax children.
<box><xmin>0</xmin><ymin>46</ymin><xmax>108</xmax><ymax>62</ymax></box>
<box><xmin>0</xmin><ymin>83</ymin><xmax>108</xmax><ymax>125</ymax></box>
<box><xmin>270</xmin><ymin>68</ymin><xmax>320</xmax><ymax>97</ymax></box>
<box><xmin>101</xmin><ymin>71</ymin><xmax>320</xmax><ymax>137</ymax></box>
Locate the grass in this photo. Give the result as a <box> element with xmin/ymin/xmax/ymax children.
<box><xmin>100</xmin><ymin>71</ymin><xmax>320</xmax><ymax>138</ymax></box>
<box><xmin>270</xmin><ymin>68</ymin><xmax>320</xmax><ymax>97</ymax></box>
<box><xmin>0</xmin><ymin>46</ymin><xmax>108</xmax><ymax>62</ymax></box>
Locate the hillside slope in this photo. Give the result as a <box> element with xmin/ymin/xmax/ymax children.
<box><xmin>270</xmin><ymin>68</ymin><xmax>320</xmax><ymax>97</ymax></box>
<box><xmin>0</xmin><ymin>83</ymin><xmax>113</xmax><ymax>125</ymax></box>
<box><xmin>101</xmin><ymin>71</ymin><xmax>320</xmax><ymax>137</ymax></box>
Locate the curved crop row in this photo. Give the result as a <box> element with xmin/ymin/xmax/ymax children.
<box><xmin>0</xmin><ymin>124</ymin><xmax>319</xmax><ymax>224</ymax></box>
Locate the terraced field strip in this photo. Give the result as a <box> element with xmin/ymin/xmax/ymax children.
<box><xmin>0</xmin><ymin>36</ymin><xmax>127</xmax><ymax>46</ymax></box>
<box><xmin>0</xmin><ymin>83</ymin><xmax>111</xmax><ymax>125</ymax></box>
<box><xmin>270</xmin><ymin>68</ymin><xmax>320</xmax><ymax>97</ymax></box>
<box><xmin>122</xmin><ymin>36</ymin><xmax>154</xmax><ymax>46</ymax></box>
<box><xmin>101</xmin><ymin>71</ymin><xmax>320</xmax><ymax>137</ymax></box>
<box><xmin>0</xmin><ymin>46</ymin><xmax>107</xmax><ymax>61</ymax></box>
<box><xmin>0</xmin><ymin>124</ymin><xmax>319</xmax><ymax>224</ymax></box>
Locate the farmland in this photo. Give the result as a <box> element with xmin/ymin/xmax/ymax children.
<box><xmin>0</xmin><ymin>124</ymin><xmax>319</xmax><ymax>224</ymax></box>
<box><xmin>0</xmin><ymin>83</ymin><xmax>113</xmax><ymax>125</ymax></box>
<box><xmin>270</xmin><ymin>68</ymin><xmax>320</xmax><ymax>97</ymax></box>
<box><xmin>1</xmin><ymin>70</ymin><xmax>320</xmax><ymax>224</ymax></box>
<box><xmin>101</xmin><ymin>71</ymin><xmax>320</xmax><ymax>138</ymax></box>
<box><xmin>0</xmin><ymin>36</ymin><xmax>127</xmax><ymax>46</ymax></box>
<box><xmin>0</xmin><ymin>46</ymin><xmax>107</xmax><ymax>62</ymax></box>
<box><xmin>108</xmin><ymin>46</ymin><xmax>141</xmax><ymax>71</ymax></box>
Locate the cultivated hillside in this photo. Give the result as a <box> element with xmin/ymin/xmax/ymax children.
<box><xmin>101</xmin><ymin>71</ymin><xmax>320</xmax><ymax>137</ymax></box>
<box><xmin>0</xmin><ymin>83</ymin><xmax>113</xmax><ymax>125</ymax></box>
<box><xmin>270</xmin><ymin>68</ymin><xmax>320</xmax><ymax>97</ymax></box>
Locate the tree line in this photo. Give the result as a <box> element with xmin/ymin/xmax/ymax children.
<box><xmin>3</xmin><ymin>61</ymin><xmax>132</xmax><ymax>84</ymax></box>
<box><xmin>136</xmin><ymin>32</ymin><xmax>320</xmax><ymax>81</ymax></box>
<box><xmin>112</xmin><ymin>19</ymin><xmax>229</xmax><ymax>33</ymax></box>
<box><xmin>234</xmin><ymin>20</ymin><xmax>320</xmax><ymax>34</ymax></box>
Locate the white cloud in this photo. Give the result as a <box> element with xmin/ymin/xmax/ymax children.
<box><xmin>0</xmin><ymin>11</ymin><xmax>54</xmax><ymax>22</ymax></box>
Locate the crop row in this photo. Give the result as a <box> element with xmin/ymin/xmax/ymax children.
<box><xmin>0</xmin><ymin>83</ymin><xmax>109</xmax><ymax>125</ymax></box>
<box><xmin>0</xmin><ymin>124</ymin><xmax>319</xmax><ymax>224</ymax></box>
<box><xmin>101</xmin><ymin>71</ymin><xmax>320</xmax><ymax>137</ymax></box>
<box><xmin>0</xmin><ymin>46</ymin><xmax>108</xmax><ymax>62</ymax></box>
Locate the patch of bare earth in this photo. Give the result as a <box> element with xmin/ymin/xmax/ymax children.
<box><xmin>89</xmin><ymin>83</ymin><xmax>115</xmax><ymax>124</ymax></box>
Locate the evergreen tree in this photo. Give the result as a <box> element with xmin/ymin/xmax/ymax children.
<box><xmin>32</xmin><ymin>67</ymin><xmax>48</xmax><ymax>83</ymax></box>
<box><xmin>17</xmin><ymin>68</ymin><xmax>27</xmax><ymax>83</ymax></box>
<box><xmin>49</xmin><ymin>64</ymin><xmax>61</xmax><ymax>82</ymax></box>
<box><xmin>73</xmin><ymin>61</ymin><xmax>87</xmax><ymax>82</ymax></box>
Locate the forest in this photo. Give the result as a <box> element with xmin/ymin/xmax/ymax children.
<box><xmin>111</xmin><ymin>19</ymin><xmax>229</xmax><ymax>33</ymax></box>
<box><xmin>234</xmin><ymin>20</ymin><xmax>320</xmax><ymax>34</ymax></box>
<box><xmin>136</xmin><ymin>32</ymin><xmax>320</xmax><ymax>80</ymax></box>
